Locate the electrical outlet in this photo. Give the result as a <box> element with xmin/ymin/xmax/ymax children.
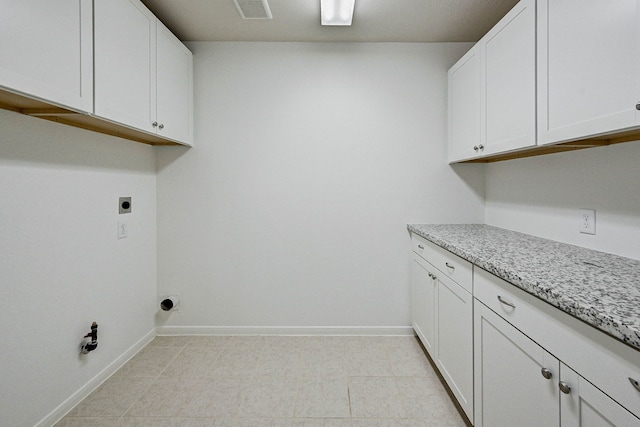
<box><xmin>579</xmin><ymin>209</ymin><xmax>596</xmax><ymax>235</ymax></box>
<box><xmin>118</xmin><ymin>221</ymin><xmax>128</xmax><ymax>239</ymax></box>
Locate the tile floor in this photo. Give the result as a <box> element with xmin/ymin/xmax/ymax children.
<box><xmin>55</xmin><ymin>335</ymin><xmax>468</xmax><ymax>427</ymax></box>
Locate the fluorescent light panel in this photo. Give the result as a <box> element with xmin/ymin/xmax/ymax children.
<box><xmin>321</xmin><ymin>0</ymin><xmax>355</xmax><ymax>26</ymax></box>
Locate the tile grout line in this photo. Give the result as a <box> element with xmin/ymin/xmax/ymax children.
<box><xmin>120</xmin><ymin>341</ymin><xmax>188</xmax><ymax>419</ymax></box>
<box><xmin>234</xmin><ymin>339</ymin><xmax>268</xmax><ymax>420</ymax></box>
<box><xmin>347</xmin><ymin>377</ymin><xmax>353</xmax><ymax>419</ymax></box>
<box><xmin>291</xmin><ymin>343</ymin><xmax>305</xmax><ymax>419</ymax></box>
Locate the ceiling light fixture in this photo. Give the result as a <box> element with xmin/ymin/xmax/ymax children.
<box><xmin>321</xmin><ymin>0</ymin><xmax>355</xmax><ymax>26</ymax></box>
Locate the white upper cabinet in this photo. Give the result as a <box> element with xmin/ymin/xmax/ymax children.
<box><xmin>448</xmin><ymin>0</ymin><xmax>536</xmax><ymax>163</ymax></box>
<box><xmin>450</xmin><ymin>0</ymin><xmax>640</xmax><ymax>162</ymax></box>
<box><xmin>482</xmin><ymin>0</ymin><xmax>536</xmax><ymax>156</ymax></box>
<box><xmin>94</xmin><ymin>0</ymin><xmax>156</xmax><ymax>134</ymax></box>
<box><xmin>94</xmin><ymin>0</ymin><xmax>193</xmax><ymax>145</ymax></box>
<box><xmin>156</xmin><ymin>22</ymin><xmax>194</xmax><ymax>145</ymax></box>
<box><xmin>537</xmin><ymin>0</ymin><xmax>640</xmax><ymax>145</ymax></box>
<box><xmin>0</xmin><ymin>0</ymin><xmax>93</xmax><ymax>112</ymax></box>
<box><xmin>448</xmin><ymin>46</ymin><xmax>482</xmax><ymax>162</ymax></box>
<box><xmin>0</xmin><ymin>0</ymin><xmax>192</xmax><ymax>146</ymax></box>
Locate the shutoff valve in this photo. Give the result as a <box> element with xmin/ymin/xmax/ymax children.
<box><xmin>81</xmin><ymin>321</ymin><xmax>98</xmax><ymax>354</ymax></box>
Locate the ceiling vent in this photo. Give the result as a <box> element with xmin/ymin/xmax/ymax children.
<box><xmin>233</xmin><ymin>0</ymin><xmax>273</xmax><ymax>19</ymax></box>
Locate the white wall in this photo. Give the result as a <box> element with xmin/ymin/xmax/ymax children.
<box><xmin>0</xmin><ymin>109</ymin><xmax>157</xmax><ymax>426</ymax></box>
<box><xmin>485</xmin><ymin>140</ymin><xmax>640</xmax><ymax>260</ymax></box>
<box><xmin>156</xmin><ymin>42</ymin><xmax>485</xmax><ymax>332</ymax></box>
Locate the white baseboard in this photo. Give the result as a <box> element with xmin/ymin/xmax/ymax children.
<box><xmin>156</xmin><ymin>325</ymin><xmax>414</xmax><ymax>336</ymax></box>
<box><xmin>38</xmin><ymin>328</ymin><xmax>157</xmax><ymax>427</ymax></box>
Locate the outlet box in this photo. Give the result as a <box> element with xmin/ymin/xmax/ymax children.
<box><xmin>579</xmin><ymin>209</ymin><xmax>596</xmax><ymax>235</ymax></box>
<box><xmin>119</xmin><ymin>197</ymin><xmax>132</xmax><ymax>214</ymax></box>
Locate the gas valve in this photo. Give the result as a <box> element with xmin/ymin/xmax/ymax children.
<box><xmin>81</xmin><ymin>321</ymin><xmax>98</xmax><ymax>354</ymax></box>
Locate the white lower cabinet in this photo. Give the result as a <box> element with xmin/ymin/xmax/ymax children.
<box><xmin>561</xmin><ymin>365</ymin><xmax>640</xmax><ymax>427</ymax></box>
<box><xmin>411</xmin><ymin>252</ymin><xmax>437</xmax><ymax>356</ymax></box>
<box><xmin>411</xmin><ymin>234</ymin><xmax>640</xmax><ymax>426</ymax></box>
<box><xmin>475</xmin><ymin>300</ymin><xmax>640</xmax><ymax>427</ymax></box>
<box><xmin>474</xmin><ymin>268</ymin><xmax>640</xmax><ymax>427</ymax></box>
<box><xmin>474</xmin><ymin>301</ymin><xmax>559</xmax><ymax>427</ymax></box>
<box><xmin>435</xmin><ymin>271</ymin><xmax>473</xmax><ymax>419</ymax></box>
<box><xmin>411</xmin><ymin>236</ymin><xmax>473</xmax><ymax>421</ymax></box>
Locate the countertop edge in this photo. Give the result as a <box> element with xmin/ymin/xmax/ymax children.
<box><xmin>407</xmin><ymin>224</ymin><xmax>640</xmax><ymax>352</ymax></box>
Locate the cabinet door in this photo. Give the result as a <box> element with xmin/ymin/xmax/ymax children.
<box><xmin>448</xmin><ymin>45</ymin><xmax>482</xmax><ymax>163</ymax></box>
<box><xmin>156</xmin><ymin>21</ymin><xmax>193</xmax><ymax>145</ymax></box>
<box><xmin>538</xmin><ymin>0</ymin><xmax>640</xmax><ymax>145</ymax></box>
<box><xmin>411</xmin><ymin>253</ymin><xmax>437</xmax><ymax>357</ymax></box>
<box><xmin>0</xmin><ymin>0</ymin><xmax>93</xmax><ymax>112</ymax></box>
<box><xmin>482</xmin><ymin>0</ymin><xmax>536</xmax><ymax>156</ymax></box>
<box><xmin>436</xmin><ymin>273</ymin><xmax>473</xmax><ymax>421</ymax></box>
<box><xmin>474</xmin><ymin>300</ymin><xmax>560</xmax><ymax>427</ymax></box>
<box><xmin>560</xmin><ymin>365</ymin><xmax>640</xmax><ymax>427</ymax></box>
<box><xmin>94</xmin><ymin>0</ymin><xmax>156</xmax><ymax>133</ymax></box>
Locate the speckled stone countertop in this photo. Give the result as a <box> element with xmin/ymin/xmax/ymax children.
<box><xmin>407</xmin><ymin>224</ymin><xmax>640</xmax><ymax>352</ymax></box>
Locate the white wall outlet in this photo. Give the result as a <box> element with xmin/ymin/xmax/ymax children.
<box><xmin>579</xmin><ymin>209</ymin><xmax>596</xmax><ymax>235</ymax></box>
<box><xmin>118</xmin><ymin>221</ymin><xmax>128</xmax><ymax>239</ymax></box>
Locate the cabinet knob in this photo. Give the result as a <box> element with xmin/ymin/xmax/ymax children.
<box><xmin>474</xmin><ymin>145</ymin><xmax>479</xmax><ymax>151</ymax></box>
<box><xmin>559</xmin><ymin>381</ymin><xmax>571</xmax><ymax>394</ymax></box>
<box><xmin>540</xmin><ymin>368</ymin><xmax>553</xmax><ymax>380</ymax></box>
<box><xmin>478</xmin><ymin>144</ymin><xmax>484</xmax><ymax>150</ymax></box>
<box><xmin>152</xmin><ymin>121</ymin><xmax>158</xmax><ymax>127</ymax></box>
<box><xmin>159</xmin><ymin>123</ymin><xmax>165</xmax><ymax>130</ymax></box>
<box><xmin>417</xmin><ymin>245</ymin><xmax>424</xmax><ymax>250</ymax></box>
<box><xmin>445</xmin><ymin>262</ymin><xmax>455</xmax><ymax>270</ymax></box>
<box><xmin>636</xmin><ymin>103</ymin><xmax>640</xmax><ymax>111</ymax></box>
<box><xmin>630</xmin><ymin>377</ymin><xmax>640</xmax><ymax>392</ymax></box>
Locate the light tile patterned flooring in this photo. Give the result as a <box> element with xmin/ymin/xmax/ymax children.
<box><xmin>55</xmin><ymin>335</ymin><xmax>468</xmax><ymax>427</ymax></box>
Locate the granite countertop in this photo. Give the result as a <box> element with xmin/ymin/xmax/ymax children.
<box><xmin>407</xmin><ymin>224</ymin><xmax>640</xmax><ymax>352</ymax></box>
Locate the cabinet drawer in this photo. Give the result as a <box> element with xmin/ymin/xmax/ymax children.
<box><xmin>411</xmin><ymin>234</ymin><xmax>472</xmax><ymax>292</ymax></box>
<box><xmin>473</xmin><ymin>267</ymin><xmax>533</xmax><ymax>332</ymax></box>
<box><xmin>474</xmin><ymin>268</ymin><xmax>640</xmax><ymax>419</ymax></box>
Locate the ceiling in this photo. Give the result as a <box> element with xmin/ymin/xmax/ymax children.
<box><xmin>140</xmin><ymin>0</ymin><xmax>520</xmax><ymax>43</ymax></box>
